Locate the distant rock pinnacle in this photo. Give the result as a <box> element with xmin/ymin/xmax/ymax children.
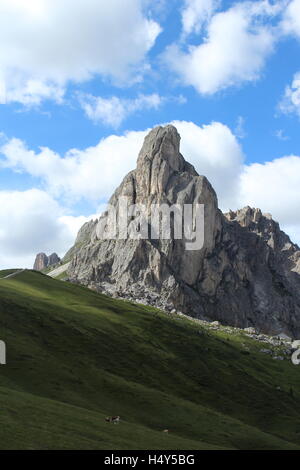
<box><xmin>33</xmin><ymin>252</ymin><xmax>61</xmax><ymax>271</ymax></box>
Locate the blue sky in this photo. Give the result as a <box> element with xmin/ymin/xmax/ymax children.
<box><xmin>1</xmin><ymin>0</ymin><xmax>300</xmax><ymax>268</ymax></box>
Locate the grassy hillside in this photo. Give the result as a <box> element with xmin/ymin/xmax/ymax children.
<box><xmin>0</xmin><ymin>269</ymin><xmax>300</xmax><ymax>450</ymax></box>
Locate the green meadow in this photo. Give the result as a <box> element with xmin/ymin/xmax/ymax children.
<box><xmin>0</xmin><ymin>269</ymin><xmax>300</xmax><ymax>450</ymax></box>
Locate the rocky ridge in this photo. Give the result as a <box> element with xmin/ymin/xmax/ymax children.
<box><xmin>173</xmin><ymin>311</ymin><xmax>294</xmax><ymax>362</ymax></box>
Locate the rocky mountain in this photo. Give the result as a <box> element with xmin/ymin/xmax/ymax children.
<box><xmin>65</xmin><ymin>125</ymin><xmax>300</xmax><ymax>337</ymax></box>
<box><xmin>33</xmin><ymin>252</ymin><xmax>61</xmax><ymax>271</ymax></box>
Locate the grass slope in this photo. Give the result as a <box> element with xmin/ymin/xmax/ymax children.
<box><xmin>0</xmin><ymin>269</ymin><xmax>18</xmax><ymax>279</ymax></box>
<box><xmin>0</xmin><ymin>270</ymin><xmax>300</xmax><ymax>450</ymax></box>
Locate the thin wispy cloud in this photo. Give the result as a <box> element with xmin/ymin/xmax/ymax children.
<box><xmin>274</xmin><ymin>129</ymin><xmax>290</xmax><ymax>141</ymax></box>
<box><xmin>79</xmin><ymin>93</ymin><xmax>164</xmax><ymax>128</ymax></box>
<box><xmin>235</xmin><ymin>116</ymin><xmax>247</xmax><ymax>139</ymax></box>
<box><xmin>279</xmin><ymin>72</ymin><xmax>300</xmax><ymax>117</ymax></box>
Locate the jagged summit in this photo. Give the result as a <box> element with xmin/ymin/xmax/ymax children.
<box><xmin>65</xmin><ymin>125</ymin><xmax>300</xmax><ymax>337</ymax></box>
<box><xmin>137</xmin><ymin>125</ymin><xmax>181</xmax><ymax>166</ymax></box>
<box><xmin>134</xmin><ymin>125</ymin><xmax>200</xmax><ymax>204</ymax></box>
<box><xmin>225</xmin><ymin>206</ymin><xmax>299</xmax><ymax>252</ymax></box>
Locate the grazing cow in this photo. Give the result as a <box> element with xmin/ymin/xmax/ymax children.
<box><xmin>105</xmin><ymin>416</ymin><xmax>120</xmax><ymax>424</ymax></box>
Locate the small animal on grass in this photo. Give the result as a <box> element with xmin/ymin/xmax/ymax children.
<box><xmin>162</xmin><ymin>429</ymin><xmax>169</xmax><ymax>433</ymax></box>
<box><xmin>105</xmin><ymin>416</ymin><xmax>121</xmax><ymax>424</ymax></box>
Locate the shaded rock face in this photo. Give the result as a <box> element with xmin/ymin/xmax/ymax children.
<box><xmin>210</xmin><ymin>208</ymin><xmax>300</xmax><ymax>336</ymax></box>
<box><xmin>62</xmin><ymin>219</ymin><xmax>98</xmax><ymax>263</ymax></box>
<box><xmin>67</xmin><ymin>125</ymin><xmax>300</xmax><ymax>337</ymax></box>
<box><xmin>33</xmin><ymin>253</ymin><xmax>61</xmax><ymax>271</ymax></box>
<box><xmin>48</xmin><ymin>253</ymin><xmax>61</xmax><ymax>267</ymax></box>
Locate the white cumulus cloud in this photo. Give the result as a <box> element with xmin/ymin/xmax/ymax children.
<box><xmin>238</xmin><ymin>155</ymin><xmax>300</xmax><ymax>245</ymax></box>
<box><xmin>165</xmin><ymin>0</ymin><xmax>280</xmax><ymax>95</ymax></box>
<box><xmin>0</xmin><ymin>131</ymin><xmax>145</xmax><ymax>202</ymax></box>
<box><xmin>281</xmin><ymin>0</ymin><xmax>300</xmax><ymax>39</ymax></box>
<box><xmin>0</xmin><ymin>0</ymin><xmax>161</xmax><ymax>105</ymax></box>
<box><xmin>0</xmin><ymin>189</ymin><xmax>87</xmax><ymax>269</ymax></box>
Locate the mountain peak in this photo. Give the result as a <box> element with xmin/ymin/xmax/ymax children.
<box><xmin>137</xmin><ymin>125</ymin><xmax>182</xmax><ymax>171</ymax></box>
<box><xmin>65</xmin><ymin>125</ymin><xmax>300</xmax><ymax>337</ymax></box>
<box><xmin>134</xmin><ymin>125</ymin><xmax>199</xmax><ymax>202</ymax></box>
<box><xmin>138</xmin><ymin>125</ymin><xmax>180</xmax><ymax>152</ymax></box>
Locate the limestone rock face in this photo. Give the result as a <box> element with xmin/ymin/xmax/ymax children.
<box><xmin>66</xmin><ymin>125</ymin><xmax>300</xmax><ymax>337</ymax></box>
<box><xmin>33</xmin><ymin>252</ymin><xmax>61</xmax><ymax>271</ymax></box>
<box><xmin>33</xmin><ymin>253</ymin><xmax>49</xmax><ymax>271</ymax></box>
